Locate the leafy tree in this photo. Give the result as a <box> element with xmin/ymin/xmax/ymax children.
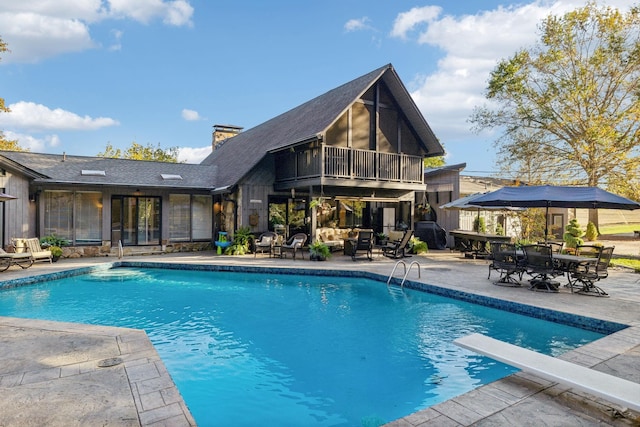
<box><xmin>0</xmin><ymin>37</ymin><xmax>26</xmax><ymax>152</ymax></box>
<box><xmin>0</xmin><ymin>132</ymin><xmax>26</xmax><ymax>151</ymax></box>
<box><xmin>0</xmin><ymin>36</ymin><xmax>8</xmax><ymax>114</ymax></box>
<box><xmin>423</xmin><ymin>142</ymin><xmax>446</xmax><ymax>168</ymax></box>
<box><xmin>471</xmin><ymin>2</ymin><xmax>640</xmax><ymax>229</ymax></box>
<box><xmin>98</xmin><ymin>142</ymin><xmax>180</xmax><ymax>162</ymax></box>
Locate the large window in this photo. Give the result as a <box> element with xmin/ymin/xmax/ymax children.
<box><xmin>169</xmin><ymin>194</ymin><xmax>190</xmax><ymax>241</ymax></box>
<box><xmin>76</xmin><ymin>192</ymin><xmax>102</xmax><ymax>244</ymax></box>
<box><xmin>169</xmin><ymin>194</ymin><xmax>212</xmax><ymax>242</ymax></box>
<box><xmin>192</xmin><ymin>195</ymin><xmax>212</xmax><ymax>240</ymax></box>
<box><xmin>43</xmin><ymin>191</ymin><xmax>102</xmax><ymax>244</ymax></box>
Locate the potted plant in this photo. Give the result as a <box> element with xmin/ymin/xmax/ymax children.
<box><xmin>309</xmin><ymin>241</ymin><xmax>331</xmax><ymax>261</ymax></box>
<box><xmin>375</xmin><ymin>232</ymin><xmax>388</xmax><ymax>245</ymax></box>
<box><xmin>49</xmin><ymin>245</ymin><xmax>63</xmax><ymax>262</ymax></box>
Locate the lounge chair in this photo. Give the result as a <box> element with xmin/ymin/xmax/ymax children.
<box><xmin>351</xmin><ymin>229</ymin><xmax>373</xmax><ymax>261</ymax></box>
<box><xmin>254</xmin><ymin>232</ymin><xmax>277</xmax><ymax>257</ymax></box>
<box><xmin>0</xmin><ymin>248</ymin><xmax>34</xmax><ymax>271</ymax></box>
<box><xmin>382</xmin><ymin>229</ymin><xmax>413</xmax><ymax>259</ymax></box>
<box><xmin>280</xmin><ymin>233</ymin><xmax>307</xmax><ymax>260</ymax></box>
<box><xmin>488</xmin><ymin>242</ymin><xmax>525</xmax><ymax>286</ymax></box>
<box><xmin>22</xmin><ymin>238</ymin><xmax>53</xmax><ymax>263</ymax></box>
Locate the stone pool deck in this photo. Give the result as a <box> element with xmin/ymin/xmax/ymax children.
<box><xmin>0</xmin><ymin>249</ymin><xmax>638</xmax><ymax>426</ymax></box>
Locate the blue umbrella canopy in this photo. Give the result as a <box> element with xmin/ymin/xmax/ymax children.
<box><xmin>472</xmin><ymin>185</ymin><xmax>640</xmax><ymax>210</ymax></box>
<box><xmin>440</xmin><ymin>192</ymin><xmax>523</xmax><ymax>211</ymax></box>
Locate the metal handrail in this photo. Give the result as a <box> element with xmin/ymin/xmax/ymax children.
<box><xmin>387</xmin><ymin>260</ymin><xmax>421</xmax><ymax>287</ymax></box>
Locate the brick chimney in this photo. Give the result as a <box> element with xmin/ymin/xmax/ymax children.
<box><xmin>212</xmin><ymin>124</ymin><xmax>243</xmax><ymax>149</ymax></box>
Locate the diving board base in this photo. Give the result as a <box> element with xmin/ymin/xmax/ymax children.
<box><xmin>454</xmin><ymin>333</ymin><xmax>640</xmax><ymax>413</ymax></box>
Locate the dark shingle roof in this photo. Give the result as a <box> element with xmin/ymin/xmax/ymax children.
<box><xmin>0</xmin><ymin>151</ymin><xmax>217</xmax><ymax>190</ymax></box>
<box><xmin>201</xmin><ymin>64</ymin><xmax>443</xmax><ymax>189</ymax></box>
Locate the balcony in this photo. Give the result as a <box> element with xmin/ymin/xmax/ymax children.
<box><xmin>274</xmin><ymin>146</ymin><xmax>424</xmax><ymax>187</ymax></box>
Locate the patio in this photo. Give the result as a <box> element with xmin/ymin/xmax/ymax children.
<box><xmin>0</xmin><ymin>248</ymin><xmax>638</xmax><ymax>426</ymax></box>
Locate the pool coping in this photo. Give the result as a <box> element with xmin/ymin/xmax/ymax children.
<box><xmin>1</xmin><ymin>257</ymin><xmax>639</xmax><ymax>426</ymax></box>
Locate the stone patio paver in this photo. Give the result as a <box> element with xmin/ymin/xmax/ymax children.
<box><xmin>0</xmin><ymin>248</ymin><xmax>638</xmax><ymax>425</ymax></box>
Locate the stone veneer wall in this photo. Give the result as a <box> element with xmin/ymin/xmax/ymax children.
<box><xmin>60</xmin><ymin>242</ymin><xmax>213</xmax><ymax>259</ymax></box>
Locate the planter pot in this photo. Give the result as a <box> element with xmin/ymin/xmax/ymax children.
<box><xmin>52</xmin><ymin>255</ymin><xmax>60</xmax><ymax>262</ymax></box>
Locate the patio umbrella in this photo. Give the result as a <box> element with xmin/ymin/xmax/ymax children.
<box><xmin>472</xmin><ymin>185</ymin><xmax>640</xmax><ymax>237</ymax></box>
<box><xmin>440</xmin><ymin>192</ymin><xmax>523</xmax><ymax>232</ymax></box>
<box><xmin>0</xmin><ymin>192</ymin><xmax>17</xmax><ymax>202</ymax></box>
<box><xmin>440</xmin><ymin>192</ymin><xmax>523</xmax><ymax>211</ymax></box>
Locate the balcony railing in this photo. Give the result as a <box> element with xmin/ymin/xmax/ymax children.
<box><xmin>275</xmin><ymin>146</ymin><xmax>424</xmax><ymax>184</ymax></box>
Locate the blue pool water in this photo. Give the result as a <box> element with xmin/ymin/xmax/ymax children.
<box><xmin>0</xmin><ymin>267</ymin><xmax>605</xmax><ymax>426</ymax></box>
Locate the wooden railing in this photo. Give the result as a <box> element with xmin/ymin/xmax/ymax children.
<box><xmin>275</xmin><ymin>146</ymin><xmax>424</xmax><ymax>184</ymax></box>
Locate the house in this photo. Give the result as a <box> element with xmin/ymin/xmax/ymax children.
<box><xmin>202</xmin><ymin>63</ymin><xmax>444</xmax><ymax>243</ymax></box>
<box><xmin>0</xmin><ymin>64</ymin><xmax>444</xmax><ymax>255</ymax></box>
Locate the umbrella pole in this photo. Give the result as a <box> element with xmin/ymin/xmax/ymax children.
<box><xmin>544</xmin><ymin>205</ymin><xmax>549</xmax><ymax>242</ymax></box>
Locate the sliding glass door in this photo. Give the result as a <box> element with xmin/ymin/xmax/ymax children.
<box><xmin>111</xmin><ymin>196</ymin><xmax>160</xmax><ymax>246</ymax></box>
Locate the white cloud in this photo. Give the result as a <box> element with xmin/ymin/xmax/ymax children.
<box><xmin>181</xmin><ymin>108</ymin><xmax>202</xmax><ymax>121</ymax></box>
<box><xmin>394</xmin><ymin>0</ymin><xmax>633</xmax><ymax>144</ymax></box>
<box><xmin>0</xmin><ymin>101</ymin><xmax>119</xmax><ymax>132</ymax></box>
<box><xmin>344</xmin><ymin>17</ymin><xmax>372</xmax><ymax>32</ymax></box>
<box><xmin>0</xmin><ymin>1</ymin><xmax>194</xmax><ymax>63</ymax></box>
<box><xmin>4</xmin><ymin>130</ymin><xmax>60</xmax><ymax>152</ymax></box>
<box><xmin>0</xmin><ymin>12</ymin><xmax>95</xmax><ymax>63</ymax></box>
<box><xmin>108</xmin><ymin>29</ymin><xmax>123</xmax><ymax>51</ymax></box>
<box><xmin>178</xmin><ymin>146</ymin><xmax>211</xmax><ymax>164</ymax></box>
<box><xmin>107</xmin><ymin>0</ymin><xmax>193</xmax><ymax>26</ymax></box>
<box><xmin>390</xmin><ymin>6</ymin><xmax>442</xmax><ymax>39</ymax></box>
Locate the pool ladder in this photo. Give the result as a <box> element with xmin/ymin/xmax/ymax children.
<box><xmin>387</xmin><ymin>260</ymin><xmax>421</xmax><ymax>288</ymax></box>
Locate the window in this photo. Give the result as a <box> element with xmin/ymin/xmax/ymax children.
<box><xmin>75</xmin><ymin>192</ymin><xmax>102</xmax><ymax>244</ymax></box>
<box><xmin>192</xmin><ymin>195</ymin><xmax>212</xmax><ymax>240</ymax></box>
<box><xmin>43</xmin><ymin>191</ymin><xmax>102</xmax><ymax>244</ymax></box>
<box><xmin>43</xmin><ymin>191</ymin><xmax>74</xmax><ymax>241</ymax></box>
<box><xmin>169</xmin><ymin>194</ymin><xmax>190</xmax><ymax>241</ymax></box>
<box><xmin>169</xmin><ymin>194</ymin><xmax>212</xmax><ymax>242</ymax></box>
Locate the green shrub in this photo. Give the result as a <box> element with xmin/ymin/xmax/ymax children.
<box><xmin>225</xmin><ymin>226</ymin><xmax>252</xmax><ymax>255</ymax></box>
<box><xmin>309</xmin><ymin>241</ymin><xmax>331</xmax><ymax>260</ymax></box>
<box><xmin>410</xmin><ymin>237</ymin><xmax>428</xmax><ymax>254</ymax></box>
<box><xmin>40</xmin><ymin>235</ymin><xmax>70</xmax><ymax>248</ymax></box>
<box><xmin>49</xmin><ymin>246</ymin><xmax>63</xmax><ymax>257</ymax></box>
<box><xmin>473</xmin><ymin>216</ymin><xmax>486</xmax><ymax>233</ymax></box>
<box><xmin>563</xmin><ymin>218</ymin><xmax>585</xmax><ymax>249</ymax></box>
<box><xmin>585</xmin><ymin>221</ymin><xmax>598</xmax><ymax>241</ymax></box>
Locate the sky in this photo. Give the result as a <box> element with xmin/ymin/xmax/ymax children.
<box><xmin>0</xmin><ymin>0</ymin><xmax>636</xmax><ymax>175</ymax></box>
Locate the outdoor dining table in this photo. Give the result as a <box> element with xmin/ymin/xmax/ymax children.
<box><xmin>553</xmin><ymin>253</ymin><xmax>598</xmax><ymax>273</ymax></box>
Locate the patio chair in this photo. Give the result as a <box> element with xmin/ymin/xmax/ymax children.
<box><xmin>0</xmin><ymin>248</ymin><xmax>34</xmax><ymax>272</ymax></box>
<box><xmin>14</xmin><ymin>238</ymin><xmax>52</xmax><ymax>263</ymax></box>
<box><xmin>280</xmin><ymin>233</ymin><xmax>307</xmax><ymax>260</ymax></box>
<box><xmin>568</xmin><ymin>246</ymin><xmax>614</xmax><ymax>297</ymax></box>
<box><xmin>539</xmin><ymin>241</ymin><xmax>563</xmax><ymax>254</ymax></box>
<box><xmin>253</xmin><ymin>231</ymin><xmax>277</xmax><ymax>257</ymax></box>
<box><xmin>522</xmin><ymin>244</ymin><xmax>562</xmax><ymax>292</ymax></box>
<box><xmin>488</xmin><ymin>242</ymin><xmax>525</xmax><ymax>286</ymax></box>
<box><xmin>351</xmin><ymin>229</ymin><xmax>373</xmax><ymax>261</ymax></box>
<box><xmin>382</xmin><ymin>229</ymin><xmax>413</xmax><ymax>259</ymax></box>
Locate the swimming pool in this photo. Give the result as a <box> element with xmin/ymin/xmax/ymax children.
<box><xmin>0</xmin><ymin>265</ymin><xmax>616</xmax><ymax>426</ymax></box>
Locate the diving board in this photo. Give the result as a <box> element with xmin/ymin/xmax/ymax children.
<box><xmin>454</xmin><ymin>333</ymin><xmax>640</xmax><ymax>413</ymax></box>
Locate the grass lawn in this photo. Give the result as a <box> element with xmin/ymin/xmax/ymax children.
<box><xmin>611</xmin><ymin>258</ymin><xmax>640</xmax><ymax>273</ymax></box>
<box><xmin>600</xmin><ymin>224</ymin><xmax>640</xmax><ymax>234</ymax></box>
